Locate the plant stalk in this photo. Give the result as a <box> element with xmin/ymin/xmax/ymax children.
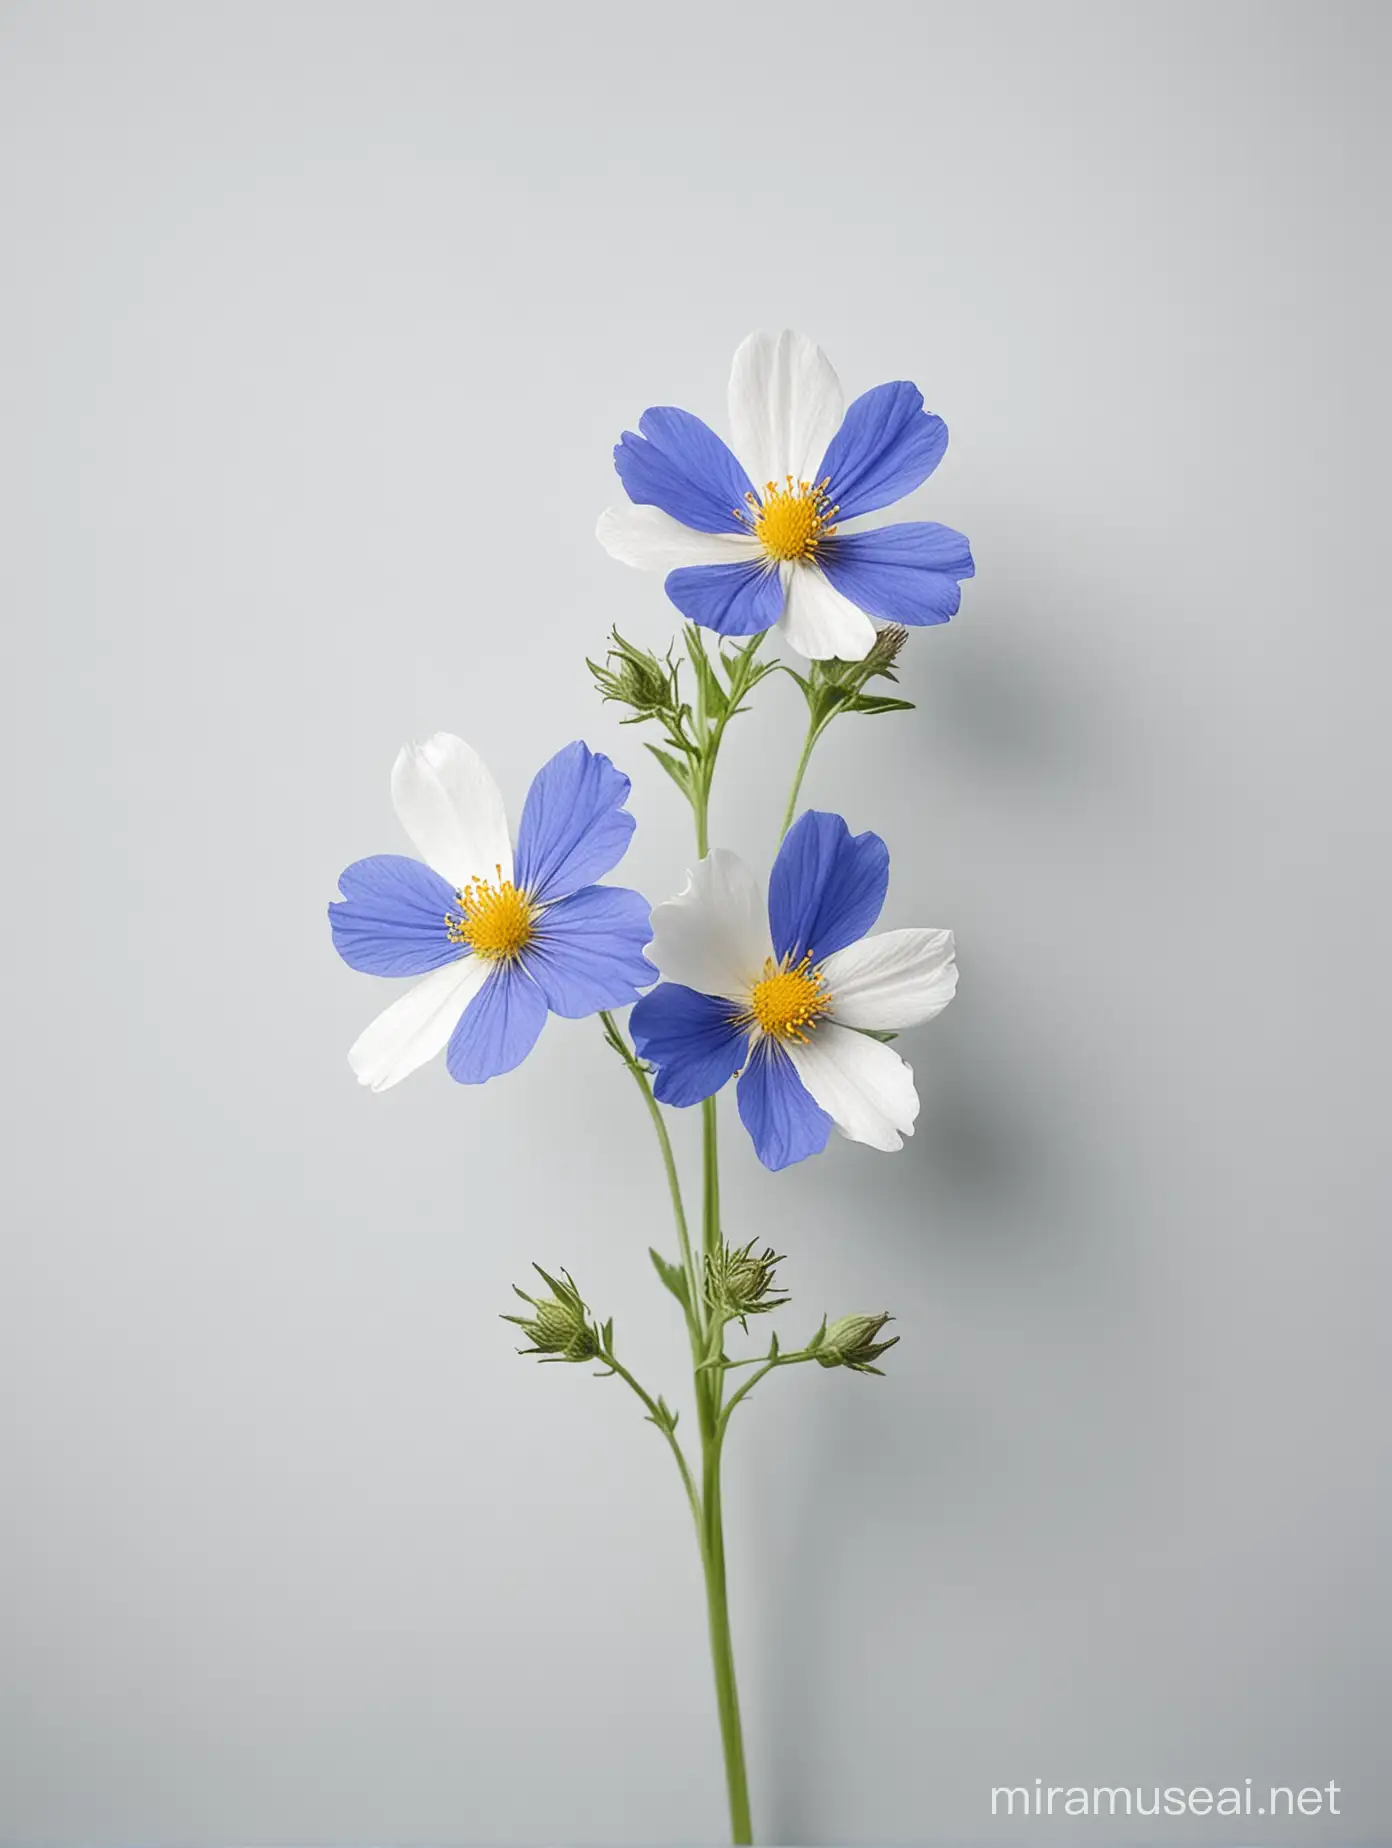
<box><xmin>779</xmin><ymin>715</ymin><xmax>824</xmax><ymax>841</ymax></box>
<box><xmin>690</xmin><ymin>680</ymin><xmax>752</xmax><ymax>1843</ymax></box>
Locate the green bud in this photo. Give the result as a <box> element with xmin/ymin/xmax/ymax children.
<box><xmin>814</xmin><ymin>1311</ymin><xmax>899</xmax><ymax>1375</ymax></box>
<box><xmin>587</xmin><ymin>628</ymin><xmax>678</xmax><ymax>720</ymax></box>
<box><xmin>813</xmin><ymin>624</ymin><xmax>909</xmax><ymax>693</ymax></box>
<box><xmin>705</xmin><ymin>1239</ymin><xmax>788</xmax><ymax>1321</ymax></box>
<box><xmin>502</xmin><ymin>1265</ymin><xmax>600</xmax><ymax>1363</ymax></box>
<box><xmin>861</xmin><ymin>623</ymin><xmax>909</xmax><ymax>681</ymax></box>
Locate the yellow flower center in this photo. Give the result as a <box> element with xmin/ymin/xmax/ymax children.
<box><xmin>446</xmin><ymin>868</ymin><xmax>536</xmax><ymax>962</ymax></box>
<box><xmin>736</xmin><ymin>476</ymin><xmax>839</xmax><ymax>563</ymax></box>
<box><xmin>743</xmin><ymin>953</ymin><xmax>832</xmax><ymax>1042</ymax></box>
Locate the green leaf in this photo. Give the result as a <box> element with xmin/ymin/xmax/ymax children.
<box><xmin>851</xmin><ymin>695</ymin><xmax>916</xmax><ymax>716</ymax></box>
<box><xmin>858</xmin><ymin>1027</ymin><xmax>899</xmax><ymax>1043</ymax></box>
<box><xmin>686</xmin><ymin>634</ymin><xmax>729</xmax><ymax>719</ymax></box>
<box><xmin>804</xmin><ymin>1315</ymin><xmax>829</xmax><ymax>1355</ymax></box>
<box><xmin>722</xmin><ymin>636</ymin><xmax>769</xmax><ymax>698</ymax></box>
<box><xmin>649</xmin><ymin>1247</ymin><xmax>690</xmax><ymax>1311</ymax></box>
<box><xmin>644</xmin><ymin>743</ymin><xmax>691</xmax><ymax>796</ymax></box>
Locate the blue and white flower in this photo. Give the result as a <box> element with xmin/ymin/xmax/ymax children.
<box><xmin>597</xmin><ymin>329</ymin><xmax>974</xmax><ymax>663</ymax></box>
<box><xmin>330</xmin><ymin>734</ymin><xmax>654</xmax><ymax>1091</ymax></box>
<box><xmin>629</xmin><ymin>812</ymin><xmax>957</xmax><ymax>1171</ymax></box>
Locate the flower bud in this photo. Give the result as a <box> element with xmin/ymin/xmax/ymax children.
<box><xmin>862</xmin><ymin>623</ymin><xmax>908</xmax><ymax>679</ymax></box>
<box><xmin>587</xmin><ymin>629</ymin><xmax>678</xmax><ymax>719</ymax></box>
<box><xmin>815</xmin><ymin>1311</ymin><xmax>898</xmax><ymax>1375</ymax></box>
<box><xmin>503</xmin><ymin>1266</ymin><xmax>600</xmax><ymax>1363</ymax></box>
<box><xmin>705</xmin><ymin>1239</ymin><xmax>788</xmax><ymax>1321</ymax></box>
<box><xmin>803</xmin><ymin>623</ymin><xmax>911</xmax><ymax>716</ymax></box>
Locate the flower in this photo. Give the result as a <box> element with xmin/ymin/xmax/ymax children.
<box><xmin>628</xmin><ymin>811</ymin><xmax>957</xmax><ymax>1171</ymax></box>
<box><xmin>596</xmin><ymin>329</ymin><xmax>974</xmax><ymax>663</ymax></box>
<box><xmin>329</xmin><ymin>733</ymin><xmax>654</xmax><ymax>1091</ymax></box>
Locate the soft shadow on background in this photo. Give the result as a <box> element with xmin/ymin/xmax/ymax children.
<box><xmin>2</xmin><ymin>3</ymin><xmax>1389</xmax><ymax>1844</ymax></box>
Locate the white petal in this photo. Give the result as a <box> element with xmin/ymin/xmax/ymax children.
<box><xmin>648</xmin><ymin>848</ymin><xmax>772</xmax><ymax>1002</ymax></box>
<box><xmin>596</xmin><ymin>503</ymin><xmax>762</xmax><ymax>572</ymax></box>
<box><xmin>821</xmin><ymin>929</ymin><xmax>958</xmax><ymax>1030</ymax></box>
<box><xmin>778</xmin><ymin>564</ymin><xmax>877</xmax><ymax>662</ymax></box>
<box><xmin>347</xmin><ymin>956</ymin><xmax>489</xmax><ymax>1093</ymax></box>
<box><xmin>391</xmin><ymin>732</ymin><xmax>513</xmax><ymax>890</ymax></box>
<box><xmin>786</xmin><ymin>1021</ymin><xmax>919</xmax><ymax>1152</ymax></box>
<box><xmin>728</xmin><ymin>330</ymin><xmax>844</xmax><ymax>491</ymax></box>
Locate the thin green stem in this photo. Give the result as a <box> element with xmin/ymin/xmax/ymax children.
<box><xmin>779</xmin><ymin>715</ymin><xmax>826</xmax><ymax>841</ymax></box>
<box><xmin>693</xmin><ymin>641</ymin><xmax>712</xmax><ymax>856</ymax></box>
<box><xmin>717</xmin><ymin>1352</ymin><xmax>813</xmax><ymax>1438</ymax></box>
<box><xmin>701</xmin><ymin>1097</ymin><xmax>721</xmax><ymax>1261</ymax></box>
<box><xmin>688</xmin><ymin>628</ymin><xmax>768</xmax><ymax>858</ymax></box>
<box><xmin>701</xmin><ymin>1433</ymin><xmax>752</xmax><ymax>1843</ymax></box>
<box><xmin>603</xmin><ymin>1353</ymin><xmax>702</xmax><ymax>1529</ymax></box>
<box><xmin>614</xmin><ymin>625</ymin><xmax>774</xmax><ymax>1842</ymax></box>
<box><xmin>597</xmin><ymin>1004</ymin><xmax>745</xmax><ymax>1835</ymax></box>
<box><xmin>686</xmin><ymin>675</ymin><xmax>751</xmax><ymax>1841</ymax></box>
<box><xmin>599</xmin><ymin>1010</ymin><xmax>704</xmax><ymax>1342</ymax></box>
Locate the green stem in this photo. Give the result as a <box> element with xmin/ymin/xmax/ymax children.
<box><xmin>599</xmin><ymin>1010</ymin><xmax>704</xmax><ymax>1342</ymax></box>
<box><xmin>779</xmin><ymin>715</ymin><xmax>825</xmax><ymax>841</ymax></box>
<box><xmin>685</xmin><ymin>688</ymin><xmax>752</xmax><ymax>1842</ymax></box>
<box><xmin>701</xmin><ymin>1097</ymin><xmax>721</xmax><ymax>1259</ymax></box>
<box><xmin>701</xmin><ymin>1431</ymin><xmax>752</xmax><ymax>1843</ymax></box>
<box><xmin>717</xmin><ymin>1351</ymin><xmax>812</xmax><ymax>1436</ymax></box>
<box><xmin>604</xmin><ymin>1353</ymin><xmax>702</xmax><ymax>1529</ymax></box>
<box><xmin>600</xmin><ymin>1001</ymin><xmax>748</xmax><ymax>1837</ymax></box>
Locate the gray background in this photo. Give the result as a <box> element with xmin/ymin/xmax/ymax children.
<box><xmin>1</xmin><ymin>2</ymin><xmax>1388</xmax><ymax>1843</ymax></box>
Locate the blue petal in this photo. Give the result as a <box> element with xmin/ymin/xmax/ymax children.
<box><xmin>768</xmin><ymin>810</ymin><xmax>889</xmax><ymax>966</ymax></box>
<box><xmin>664</xmin><ymin>560</ymin><xmax>784</xmax><ymax>636</ymax></box>
<box><xmin>629</xmin><ymin>983</ymin><xmax>748</xmax><ymax>1108</ymax></box>
<box><xmin>736</xmin><ymin>1039</ymin><xmax>831</xmax><ymax>1171</ymax></box>
<box><xmin>514</xmin><ymin>741</ymin><xmax>635</xmax><ymax>905</ymax></box>
<box><xmin>819</xmin><ymin>522</ymin><xmax>974</xmax><ymax>627</ymax></box>
<box><xmin>523</xmin><ymin>885</ymin><xmax>655</xmax><ymax>1018</ymax></box>
<box><xmin>816</xmin><ymin>383</ymin><xmax>948</xmax><ymax>521</ymax></box>
<box><xmin>446</xmin><ymin>961</ymin><xmax>548</xmax><ymax>1084</ymax></box>
<box><xmin>614</xmin><ymin>406</ymin><xmax>755</xmax><ymax>534</ymax></box>
<box><xmin>329</xmin><ymin>855</ymin><xmax>461</xmax><ymax>976</ymax></box>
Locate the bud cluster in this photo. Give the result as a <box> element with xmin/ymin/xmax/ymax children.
<box><xmin>587</xmin><ymin>623</ymin><xmax>782</xmax><ymax>815</ymax></box>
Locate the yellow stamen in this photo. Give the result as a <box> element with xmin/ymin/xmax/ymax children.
<box><xmin>445</xmin><ymin>866</ymin><xmax>536</xmax><ymax>962</ymax></box>
<box><xmin>734</xmin><ymin>475</ymin><xmax>839</xmax><ymax>563</ymax></box>
<box><xmin>739</xmin><ymin>953</ymin><xmax>832</xmax><ymax>1043</ymax></box>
